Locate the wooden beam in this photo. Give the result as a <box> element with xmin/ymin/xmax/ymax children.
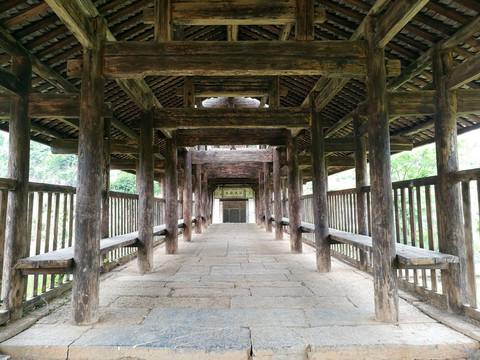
<box><xmin>203</xmin><ymin>163</ymin><xmax>264</xmax><ymax>178</ymax></box>
<box><xmin>374</xmin><ymin>0</ymin><xmax>429</xmax><ymax>47</ymax></box>
<box><xmin>227</xmin><ymin>25</ymin><xmax>239</xmax><ymax>41</ymax></box>
<box><xmin>1</xmin><ymin>55</ymin><xmax>31</xmax><ymax>321</ymax></box>
<box><xmin>447</xmin><ymin>53</ymin><xmax>480</xmax><ymax>90</ymax></box>
<box><xmin>71</xmin><ymin>18</ymin><xmax>105</xmax><ymax>326</ymax></box>
<box><xmin>388</xmin><ymin>16</ymin><xmax>480</xmax><ymax>91</ymax></box>
<box><xmin>28</xmin><ymin>93</ymin><xmax>111</xmax><ymax>118</ymax></box>
<box><xmin>50</xmin><ymin>139</ymin><xmax>162</xmax><ymax>155</ymax></box>
<box><xmin>137</xmin><ymin>111</ymin><xmax>154</xmax><ymax>273</ymax></box>
<box><xmin>192</xmin><ymin>149</ymin><xmax>272</xmax><ymax>164</ymax></box>
<box><xmin>357</xmin><ymin>90</ymin><xmax>480</xmax><ymax>117</ymax></box>
<box><xmin>103</xmin><ymin>41</ymin><xmax>378</xmax><ymax>78</ymax></box>
<box><xmin>323</xmin><ymin>136</ymin><xmax>412</xmax><ymax>152</ymax></box>
<box><xmin>155</xmin><ymin>0</ymin><xmax>172</xmax><ymax>41</ymax></box>
<box><xmin>0</xmin><ymin>68</ymin><xmax>24</xmax><ymax>96</ymax></box>
<box><xmin>296</xmin><ymin>0</ymin><xmax>315</xmax><ymax>40</ymax></box>
<box><xmin>152</xmin><ymin>108</ymin><xmax>310</xmax><ymax>129</ymax></box>
<box><xmin>176</xmin><ymin>129</ymin><xmax>289</xmax><ymax>147</ymax></box>
<box><xmin>366</xmin><ymin>16</ymin><xmax>398</xmax><ymax>323</ymax></box>
<box><xmin>143</xmin><ymin>0</ymin><xmax>326</xmax><ymax>25</ymax></box>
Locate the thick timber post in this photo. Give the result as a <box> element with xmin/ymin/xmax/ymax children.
<box><xmin>366</xmin><ymin>17</ymin><xmax>398</xmax><ymax>323</ymax></box>
<box><xmin>201</xmin><ymin>172</ymin><xmax>208</xmax><ymax>229</ymax></box>
<box><xmin>183</xmin><ymin>150</ymin><xmax>193</xmax><ymax>241</ymax></box>
<box><xmin>72</xmin><ymin>18</ymin><xmax>106</xmax><ymax>325</ymax></box>
<box><xmin>255</xmin><ymin>186</ymin><xmax>260</xmax><ymax>225</ymax></box>
<box><xmin>194</xmin><ymin>164</ymin><xmax>202</xmax><ymax>233</ymax></box>
<box><xmin>311</xmin><ymin>99</ymin><xmax>330</xmax><ymax>272</ymax></box>
<box><xmin>137</xmin><ymin>111</ymin><xmax>154</xmax><ymax>272</ymax></box>
<box><xmin>258</xmin><ymin>170</ymin><xmax>265</xmax><ymax>228</ymax></box>
<box><xmin>287</xmin><ymin>135</ymin><xmax>302</xmax><ymax>253</ymax></box>
<box><xmin>165</xmin><ymin>132</ymin><xmax>178</xmax><ymax>254</ymax></box>
<box><xmin>433</xmin><ymin>48</ymin><xmax>468</xmax><ymax>313</ymax></box>
<box><xmin>354</xmin><ymin>114</ymin><xmax>369</xmax><ymax>271</ymax></box>
<box><xmin>1</xmin><ymin>55</ymin><xmax>31</xmax><ymax>320</ymax></box>
<box><xmin>273</xmin><ymin>148</ymin><xmax>283</xmax><ymax>240</ymax></box>
<box><xmin>101</xmin><ymin>119</ymin><xmax>111</xmax><ymax>239</ymax></box>
<box><xmin>264</xmin><ymin>162</ymin><xmax>272</xmax><ymax>232</ymax></box>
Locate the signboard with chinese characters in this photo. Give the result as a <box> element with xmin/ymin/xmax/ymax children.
<box><xmin>214</xmin><ymin>187</ymin><xmax>254</xmax><ymax>199</ymax></box>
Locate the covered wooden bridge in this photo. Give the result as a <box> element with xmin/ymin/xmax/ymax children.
<box><xmin>0</xmin><ymin>0</ymin><xmax>480</xmax><ymax>349</ymax></box>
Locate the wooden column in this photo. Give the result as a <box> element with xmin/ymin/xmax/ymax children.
<box><xmin>1</xmin><ymin>55</ymin><xmax>31</xmax><ymax>320</ymax></box>
<box><xmin>101</xmin><ymin>119</ymin><xmax>111</xmax><ymax>239</ymax></box>
<box><xmin>264</xmin><ymin>162</ymin><xmax>272</xmax><ymax>232</ymax></box>
<box><xmin>433</xmin><ymin>48</ymin><xmax>468</xmax><ymax>313</ymax></box>
<box><xmin>287</xmin><ymin>135</ymin><xmax>302</xmax><ymax>253</ymax></box>
<box><xmin>194</xmin><ymin>164</ymin><xmax>202</xmax><ymax>233</ymax></box>
<box><xmin>72</xmin><ymin>19</ymin><xmax>105</xmax><ymax>325</ymax></box>
<box><xmin>258</xmin><ymin>171</ymin><xmax>265</xmax><ymax>228</ymax></box>
<box><xmin>255</xmin><ymin>186</ymin><xmax>260</xmax><ymax>225</ymax></box>
<box><xmin>137</xmin><ymin>111</ymin><xmax>154</xmax><ymax>272</ymax></box>
<box><xmin>183</xmin><ymin>150</ymin><xmax>193</xmax><ymax>241</ymax></box>
<box><xmin>311</xmin><ymin>101</ymin><xmax>330</xmax><ymax>272</ymax></box>
<box><xmin>282</xmin><ymin>177</ymin><xmax>288</xmax><ymax>218</ymax></box>
<box><xmin>273</xmin><ymin>148</ymin><xmax>283</xmax><ymax>240</ymax></box>
<box><xmin>366</xmin><ymin>17</ymin><xmax>398</xmax><ymax>323</ymax></box>
<box><xmin>201</xmin><ymin>172</ymin><xmax>208</xmax><ymax>229</ymax></box>
<box><xmin>165</xmin><ymin>133</ymin><xmax>178</xmax><ymax>254</ymax></box>
<box><xmin>354</xmin><ymin>114</ymin><xmax>369</xmax><ymax>271</ymax></box>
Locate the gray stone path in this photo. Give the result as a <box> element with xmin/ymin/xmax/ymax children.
<box><xmin>1</xmin><ymin>223</ymin><xmax>479</xmax><ymax>359</ymax></box>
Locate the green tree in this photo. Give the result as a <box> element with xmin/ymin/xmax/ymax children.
<box><xmin>390</xmin><ymin>146</ymin><xmax>437</xmax><ymax>182</ymax></box>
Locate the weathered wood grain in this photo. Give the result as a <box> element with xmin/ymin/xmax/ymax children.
<box><xmin>192</xmin><ymin>149</ymin><xmax>272</xmax><ymax>164</ymax></box>
<box><xmin>287</xmin><ymin>135</ymin><xmax>302</xmax><ymax>253</ymax></box>
<box><xmin>103</xmin><ymin>41</ymin><xmax>370</xmax><ymax>78</ymax></box>
<box><xmin>183</xmin><ymin>150</ymin><xmax>193</xmax><ymax>242</ymax></box>
<box><xmin>165</xmin><ymin>133</ymin><xmax>178</xmax><ymax>254</ymax></box>
<box><xmin>176</xmin><ymin>129</ymin><xmax>289</xmax><ymax>146</ymax></box>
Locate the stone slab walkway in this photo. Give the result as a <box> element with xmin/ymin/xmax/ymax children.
<box><xmin>1</xmin><ymin>223</ymin><xmax>479</xmax><ymax>359</ymax></box>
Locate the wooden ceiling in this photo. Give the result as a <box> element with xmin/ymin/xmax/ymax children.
<box><xmin>0</xmin><ymin>0</ymin><xmax>479</xmax><ymax>176</ymax></box>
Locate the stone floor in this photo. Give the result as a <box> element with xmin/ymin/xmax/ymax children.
<box><xmin>1</xmin><ymin>223</ymin><xmax>479</xmax><ymax>359</ymax></box>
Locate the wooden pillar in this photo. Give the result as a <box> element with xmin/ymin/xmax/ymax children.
<box><xmin>366</xmin><ymin>17</ymin><xmax>398</xmax><ymax>323</ymax></box>
<box><xmin>255</xmin><ymin>186</ymin><xmax>260</xmax><ymax>225</ymax></box>
<box><xmin>287</xmin><ymin>135</ymin><xmax>302</xmax><ymax>253</ymax></box>
<box><xmin>165</xmin><ymin>133</ymin><xmax>178</xmax><ymax>254</ymax></box>
<box><xmin>137</xmin><ymin>111</ymin><xmax>154</xmax><ymax>272</ymax></box>
<box><xmin>258</xmin><ymin>171</ymin><xmax>265</xmax><ymax>228</ymax></box>
<box><xmin>194</xmin><ymin>164</ymin><xmax>202</xmax><ymax>233</ymax></box>
<box><xmin>1</xmin><ymin>55</ymin><xmax>31</xmax><ymax>320</ymax></box>
<box><xmin>201</xmin><ymin>173</ymin><xmax>208</xmax><ymax>229</ymax></box>
<box><xmin>183</xmin><ymin>150</ymin><xmax>193</xmax><ymax>241</ymax></box>
<box><xmin>101</xmin><ymin>119</ymin><xmax>111</xmax><ymax>239</ymax></box>
<box><xmin>273</xmin><ymin>148</ymin><xmax>283</xmax><ymax>240</ymax></box>
<box><xmin>282</xmin><ymin>177</ymin><xmax>288</xmax><ymax>218</ymax></box>
<box><xmin>72</xmin><ymin>18</ymin><xmax>106</xmax><ymax>325</ymax></box>
<box><xmin>264</xmin><ymin>162</ymin><xmax>272</xmax><ymax>232</ymax></box>
<box><xmin>433</xmin><ymin>49</ymin><xmax>468</xmax><ymax>313</ymax></box>
<box><xmin>354</xmin><ymin>114</ymin><xmax>369</xmax><ymax>271</ymax></box>
<box><xmin>311</xmin><ymin>100</ymin><xmax>330</xmax><ymax>272</ymax></box>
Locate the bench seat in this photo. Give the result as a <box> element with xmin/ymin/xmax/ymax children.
<box><xmin>15</xmin><ymin>220</ymin><xmax>187</xmax><ymax>275</ymax></box>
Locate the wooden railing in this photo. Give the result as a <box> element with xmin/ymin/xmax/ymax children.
<box><xmin>300</xmin><ymin>169</ymin><xmax>480</xmax><ymax>317</ymax></box>
<box><xmin>0</xmin><ymin>180</ymin><xmax>171</xmax><ymax>317</ymax></box>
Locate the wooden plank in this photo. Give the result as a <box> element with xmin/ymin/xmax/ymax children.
<box><xmin>144</xmin><ymin>0</ymin><xmax>326</xmax><ymax>25</ymax></box>
<box><xmin>137</xmin><ymin>111</ymin><xmax>154</xmax><ymax>273</ymax></box>
<box><xmin>103</xmin><ymin>40</ymin><xmax>370</xmax><ymax>78</ymax></box>
<box><xmin>433</xmin><ymin>49</ymin><xmax>468</xmax><ymax>314</ymax></box>
<box><xmin>366</xmin><ymin>17</ymin><xmax>398</xmax><ymax>323</ymax></box>
<box><xmin>152</xmin><ymin>108</ymin><xmax>310</xmax><ymax>129</ymax></box>
<box><xmin>176</xmin><ymin>129</ymin><xmax>289</xmax><ymax>146</ymax></box>
<box><xmin>447</xmin><ymin>53</ymin><xmax>480</xmax><ymax>90</ymax></box>
<box><xmin>192</xmin><ymin>149</ymin><xmax>272</xmax><ymax>164</ymax></box>
<box><xmin>71</xmin><ymin>18</ymin><xmax>105</xmax><ymax>326</ymax></box>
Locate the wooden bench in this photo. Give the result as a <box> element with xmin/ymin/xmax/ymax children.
<box><xmin>15</xmin><ymin>219</ymin><xmax>187</xmax><ymax>275</ymax></box>
<box><xmin>273</xmin><ymin>216</ymin><xmax>459</xmax><ymax>270</ymax></box>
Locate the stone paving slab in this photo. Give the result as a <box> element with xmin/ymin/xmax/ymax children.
<box><xmin>1</xmin><ymin>223</ymin><xmax>479</xmax><ymax>360</ymax></box>
<box><xmin>68</xmin><ymin>325</ymin><xmax>251</xmax><ymax>360</ymax></box>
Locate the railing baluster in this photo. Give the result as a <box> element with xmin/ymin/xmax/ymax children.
<box><xmin>462</xmin><ymin>181</ymin><xmax>477</xmax><ymax>308</ymax></box>
<box><xmin>425</xmin><ymin>185</ymin><xmax>437</xmax><ymax>292</ymax></box>
<box><xmin>416</xmin><ymin>186</ymin><xmax>426</xmax><ymax>289</ymax></box>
